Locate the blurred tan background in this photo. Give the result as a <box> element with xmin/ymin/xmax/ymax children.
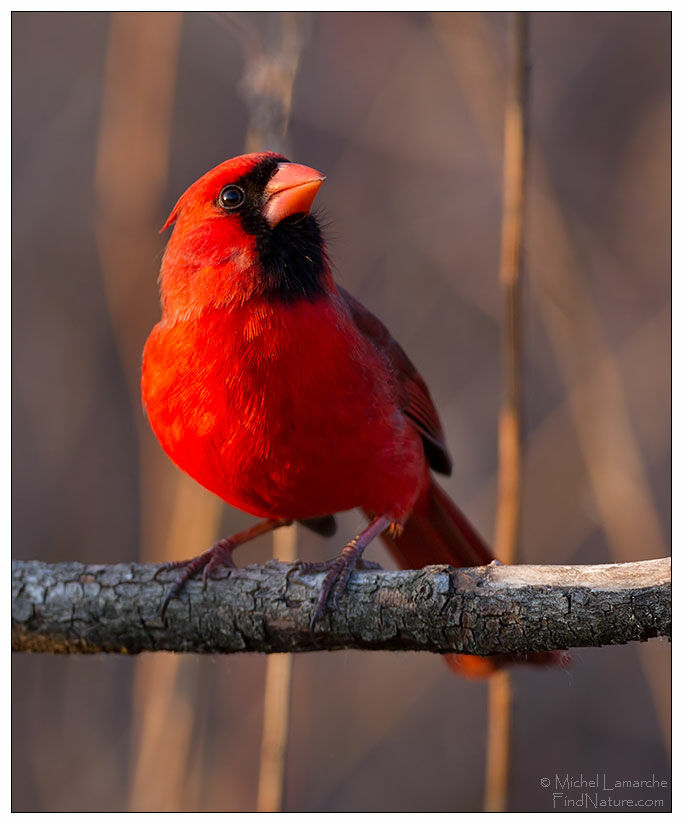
<box><xmin>12</xmin><ymin>11</ymin><xmax>670</xmax><ymax>812</ymax></box>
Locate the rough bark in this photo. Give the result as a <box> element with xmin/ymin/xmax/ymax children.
<box><xmin>12</xmin><ymin>558</ymin><xmax>670</xmax><ymax>656</ymax></box>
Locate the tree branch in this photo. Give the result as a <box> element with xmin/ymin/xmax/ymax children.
<box><xmin>12</xmin><ymin>558</ymin><xmax>670</xmax><ymax>656</ymax></box>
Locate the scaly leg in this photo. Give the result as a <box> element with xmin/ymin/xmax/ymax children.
<box><xmin>157</xmin><ymin>518</ymin><xmax>291</xmax><ymax>619</ymax></box>
<box><xmin>299</xmin><ymin>515</ymin><xmax>393</xmax><ymax>629</ymax></box>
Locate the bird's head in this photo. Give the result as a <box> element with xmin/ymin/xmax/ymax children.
<box><xmin>159</xmin><ymin>152</ymin><xmax>328</xmax><ymax>318</ymax></box>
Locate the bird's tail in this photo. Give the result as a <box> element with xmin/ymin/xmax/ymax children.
<box><xmin>374</xmin><ymin>477</ymin><xmax>566</xmax><ymax>678</ymax></box>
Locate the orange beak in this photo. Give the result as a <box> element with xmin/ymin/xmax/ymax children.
<box><xmin>262</xmin><ymin>162</ymin><xmax>325</xmax><ymax>227</ymax></box>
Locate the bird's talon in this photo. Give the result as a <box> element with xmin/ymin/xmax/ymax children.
<box><xmin>333</xmin><ymin>575</ymin><xmax>347</xmax><ymax>604</ymax></box>
<box><xmin>157</xmin><ymin>537</ymin><xmax>242</xmax><ymax>617</ymax></box>
<box><xmin>160</xmin><ymin>590</ymin><xmax>175</xmax><ymax>622</ymax></box>
<box><xmin>153</xmin><ymin>562</ymin><xmax>177</xmax><ymax>582</ymax></box>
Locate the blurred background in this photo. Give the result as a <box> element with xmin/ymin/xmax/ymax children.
<box><xmin>12</xmin><ymin>11</ymin><xmax>670</xmax><ymax>812</ymax></box>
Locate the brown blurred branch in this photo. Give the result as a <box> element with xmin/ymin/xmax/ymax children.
<box><xmin>216</xmin><ymin>11</ymin><xmax>311</xmax><ymax>156</ymax></box>
<box><xmin>494</xmin><ymin>11</ymin><xmax>527</xmax><ymax>567</ymax></box>
<box><xmin>488</xmin><ymin>12</ymin><xmax>528</xmax><ymax>813</ymax></box>
<box><xmin>13</xmin><ymin>558</ymin><xmax>670</xmax><ymax>655</ymax></box>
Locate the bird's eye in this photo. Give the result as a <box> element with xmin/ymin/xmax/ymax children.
<box><xmin>218</xmin><ymin>185</ymin><xmax>246</xmax><ymax>211</ymax></box>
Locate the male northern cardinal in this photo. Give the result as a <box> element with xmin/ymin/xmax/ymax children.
<box><xmin>142</xmin><ymin>152</ymin><xmax>551</xmax><ymax>676</ymax></box>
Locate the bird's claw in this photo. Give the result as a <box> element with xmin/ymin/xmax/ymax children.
<box><xmin>153</xmin><ymin>559</ymin><xmax>187</xmax><ymax>581</ymax></box>
<box><xmin>159</xmin><ymin>538</ymin><xmax>237</xmax><ymax>620</ymax></box>
<box><xmin>304</xmin><ymin>544</ymin><xmax>384</xmax><ymax>633</ymax></box>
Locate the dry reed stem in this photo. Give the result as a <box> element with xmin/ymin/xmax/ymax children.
<box><xmin>484</xmin><ymin>12</ymin><xmax>528</xmax><ymax>813</ymax></box>
<box><xmin>494</xmin><ymin>12</ymin><xmax>527</xmax><ymax>567</ymax></box>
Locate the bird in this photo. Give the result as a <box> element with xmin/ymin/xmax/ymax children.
<box><xmin>142</xmin><ymin>151</ymin><xmax>556</xmax><ymax>676</ymax></box>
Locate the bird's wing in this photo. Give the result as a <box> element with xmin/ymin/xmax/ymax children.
<box><xmin>339</xmin><ymin>286</ymin><xmax>452</xmax><ymax>475</ymax></box>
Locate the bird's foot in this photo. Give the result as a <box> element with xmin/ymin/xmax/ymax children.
<box><xmin>297</xmin><ymin>538</ymin><xmax>382</xmax><ymax>632</ymax></box>
<box><xmin>300</xmin><ymin>540</ymin><xmax>367</xmax><ymax>630</ymax></box>
<box><xmin>299</xmin><ymin>515</ymin><xmax>393</xmax><ymax>631</ymax></box>
<box><xmin>155</xmin><ymin>518</ymin><xmax>290</xmax><ymax>620</ymax></box>
<box><xmin>156</xmin><ymin>538</ymin><xmax>237</xmax><ymax>620</ymax></box>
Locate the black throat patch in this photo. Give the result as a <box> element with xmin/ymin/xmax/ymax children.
<box><xmin>235</xmin><ymin>156</ymin><xmax>328</xmax><ymax>302</ymax></box>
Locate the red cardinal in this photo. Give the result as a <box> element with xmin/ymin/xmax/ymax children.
<box><xmin>142</xmin><ymin>152</ymin><xmax>554</xmax><ymax>677</ymax></box>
